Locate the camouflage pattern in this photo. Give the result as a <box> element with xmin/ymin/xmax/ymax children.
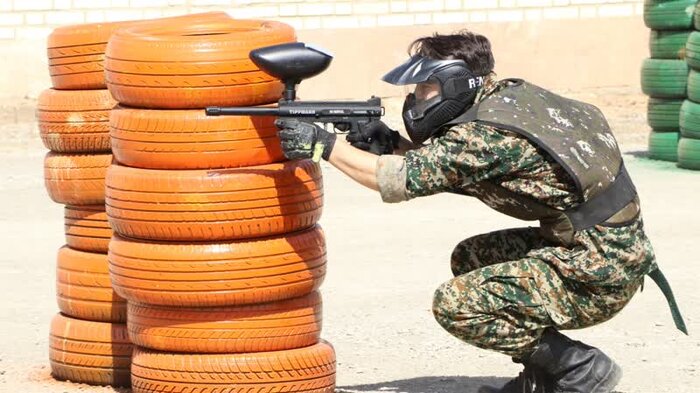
<box><xmin>433</xmin><ymin>220</ymin><xmax>654</xmax><ymax>358</ymax></box>
<box><xmin>404</xmin><ymin>120</ymin><xmax>581</xmax><ymax>211</ymax></box>
<box><xmin>276</xmin><ymin>119</ymin><xmax>330</xmax><ymax>161</ymax></box>
<box><xmin>399</xmin><ymin>74</ymin><xmax>657</xmax><ymax>358</ymax></box>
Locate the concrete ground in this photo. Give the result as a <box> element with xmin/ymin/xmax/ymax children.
<box><xmin>0</xmin><ymin>86</ymin><xmax>698</xmax><ymax>392</ymax></box>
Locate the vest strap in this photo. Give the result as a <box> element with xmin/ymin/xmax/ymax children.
<box><xmin>648</xmin><ymin>268</ymin><xmax>688</xmax><ymax>335</ymax></box>
<box><xmin>564</xmin><ymin>164</ymin><xmax>637</xmax><ymax>231</ymax></box>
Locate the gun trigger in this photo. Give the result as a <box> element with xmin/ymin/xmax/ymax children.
<box><xmin>334</xmin><ymin>123</ymin><xmax>350</xmax><ymax>132</ymax></box>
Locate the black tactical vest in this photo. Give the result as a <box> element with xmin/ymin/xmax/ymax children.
<box><xmin>446</xmin><ymin>79</ymin><xmax>639</xmax><ymax>245</ymax></box>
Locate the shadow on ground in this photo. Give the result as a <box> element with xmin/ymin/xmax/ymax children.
<box><xmin>627</xmin><ymin>150</ymin><xmax>648</xmax><ymax>159</ymax></box>
<box><xmin>28</xmin><ymin>365</ymin><xmax>129</xmax><ymax>393</ymax></box>
<box><xmin>337</xmin><ymin>376</ymin><xmax>627</xmax><ymax>393</ymax></box>
<box><xmin>337</xmin><ymin>376</ymin><xmax>509</xmax><ymax>393</ymax></box>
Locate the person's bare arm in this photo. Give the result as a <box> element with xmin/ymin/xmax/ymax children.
<box><xmin>327</xmin><ymin>141</ymin><xmax>380</xmax><ymax>191</ymax></box>
<box><xmin>274</xmin><ymin>118</ymin><xmax>409</xmax><ymax>197</ymax></box>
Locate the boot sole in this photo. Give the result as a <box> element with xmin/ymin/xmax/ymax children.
<box><xmin>592</xmin><ymin>360</ymin><xmax>623</xmax><ymax>393</ymax></box>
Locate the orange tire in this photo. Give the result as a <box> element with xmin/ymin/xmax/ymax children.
<box><xmin>105</xmin><ymin>19</ymin><xmax>296</xmax><ymax>108</ymax></box>
<box><xmin>110</xmin><ymin>106</ymin><xmax>283</xmax><ymax>169</ymax></box>
<box><xmin>57</xmin><ymin>246</ymin><xmax>126</xmax><ymax>322</ymax></box>
<box><xmin>37</xmin><ymin>89</ymin><xmax>115</xmax><ymax>153</ymax></box>
<box><xmin>105</xmin><ymin>160</ymin><xmax>322</xmax><ymax>241</ymax></box>
<box><xmin>131</xmin><ymin>341</ymin><xmax>335</xmax><ymax>393</ymax></box>
<box><xmin>44</xmin><ymin>152</ymin><xmax>112</xmax><ymax>205</ymax></box>
<box><xmin>65</xmin><ymin>205</ymin><xmax>112</xmax><ymax>253</ymax></box>
<box><xmin>108</xmin><ymin>227</ymin><xmax>326</xmax><ymax>306</ymax></box>
<box><xmin>47</xmin><ymin>12</ymin><xmax>231</xmax><ymax>90</ymax></box>
<box><xmin>50</xmin><ymin>313</ymin><xmax>132</xmax><ymax>387</ymax></box>
<box><xmin>128</xmin><ymin>291</ymin><xmax>322</xmax><ymax>353</ymax></box>
<box><xmin>47</xmin><ymin>22</ymin><xmax>124</xmax><ymax>90</ymax></box>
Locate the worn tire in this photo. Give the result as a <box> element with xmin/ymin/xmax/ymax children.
<box><xmin>47</xmin><ymin>12</ymin><xmax>230</xmax><ymax>89</ymax></box>
<box><xmin>128</xmin><ymin>291</ymin><xmax>322</xmax><ymax>353</ymax></box>
<box><xmin>47</xmin><ymin>21</ymin><xmax>128</xmax><ymax>89</ymax></box>
<box><xmin>685</xmin><ymin>31</ymin><xmax>700</xmax><ymax>70</ymax></box>
<box><xmin>37</xmin><ymin>89</ymin><xmax>115</xmax><ymax>153</ymax></box>
<box><xmin>105</xmin><ymin>160</ymin><xmax>323</xmax><ymax>241</ymax></box>
<box><xmin>65</xmin><ymin>205</ymin><xmax>112</xmax><ymax>253</ymax></box>
<box><xmin>108</xmin><ymin>227</ymin><xmax>326</xmax><ymax>307</ymax></box>
<box><xmin>648</xmin><ymin>98</ymin><xmax>683</xmax><ymax>131</ymax></box>
<box><xmin>648</xmin><ymin>130</ymin><xmax>680</xmax><ymax>161</ymax></box>
<box><xmin>650</xmin><ymin>30</ymin><xmax>690</xmax><ymax>59</ymax></box>
<box><xmin>680</xmin><ymin>99</ymin><xmax>700</xmax><ymax>138</ymax></box>
<box><xmin>131</xmin><ymin>341</ymin><xmax>336</xmax><ymax>393</ymax></box>
<box><xmin>105</xmin><ymin>19</ymin><xmax>295</xmax><ymax>108</ymax></box>
<box><xmin>641</xmin><ymin>59</ymin><xmax>689</xmax><ymax>98</ymax></box>
<box><xmin>678</xmin><ymin>137</ymin><xmax>700</xmax><ymax>169</ymax></box>
<box><xmin>644</xmin><ymin>0</ymin><xmax>696</xmax><ymax>30</ymax></box>
<box><xmin>688</xmin><ymin>69</ymin><xmax>700</xmax><ymax>102</ymax></box>
<box><xmin>44</xmin><ymin>153</ymin><xmax>112</xmax><ymax>205</ymax></box>
<box><xmin>110</xmin><ymin>106</ymin><xmax>283</xmax><ymax>169</ymax></box>
<box><xmin>49</xmin><ymin>313</ymin><xmax>132</xmax><ymax>387</ymax></box>
<box><xmin>56</xmin><ymin>246</ymin><xmax>126</xmax><ymax>322</ymax></box>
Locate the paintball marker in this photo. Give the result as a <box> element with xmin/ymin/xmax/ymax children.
<box><xmin>205</xmin><ymin>42</ymin><xmax>385</xmax><ymax>161</ymax></box>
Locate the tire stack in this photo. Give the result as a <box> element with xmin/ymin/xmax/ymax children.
<box><xmin>41</xmin><ymin>21</ymin><xmax>133</xmax><ymax>388</ymax></box>
<box><xmin>642</xmin><ymin>0</ymin><xmax>697</xmax><ymax>161</ymax></box>
<box><xmin>103</xmin><ymin>16</ymin><xmax>337</xmax><ymax>392</ymax></box>
<box><xmin>680</xmin><ymin>3</ymin><xmax>700</xmax><ymax>169</ymax></box>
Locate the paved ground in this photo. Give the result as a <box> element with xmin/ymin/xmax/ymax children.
<box><xmin>0</xmin><ymin>86</ymin><xmax>698</xmax><ymax>392</ymax></box>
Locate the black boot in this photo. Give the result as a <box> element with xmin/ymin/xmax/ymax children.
<box><xmin>528</xmin><ymin>328</ymin><xmax>622</xmax><ymax>393</ymax></box>
<box><xmin>478</xmin><ymin>364</ymin><xmax>550</xmax><ymax>393</ymax></box>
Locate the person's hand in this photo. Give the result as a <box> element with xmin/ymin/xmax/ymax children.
<box><xmin>275</xmin><ymin>119</ymin><xmax>337</xmax><ymax>161</ymax></box>
<box><xmin>347</xmin><ymin>120</ymin><xmax>400</xmax><ymax>155</ymax></box>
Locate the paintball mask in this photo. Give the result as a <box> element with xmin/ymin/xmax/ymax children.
<box><xmin>382</xmin><ymin>55</ymin><xmax>486</xmax><ymax>144</ymax></box>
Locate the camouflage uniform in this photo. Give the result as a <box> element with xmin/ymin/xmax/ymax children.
<box><xmin>375</xmin><ymin>75</ymin><xmax>657</xmax><ymax>359</ymax></box>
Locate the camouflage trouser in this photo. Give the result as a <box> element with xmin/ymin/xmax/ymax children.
<box><xmin>432</xmin><ymin>219</ymin><xmax>654</xmax><ymax>358</ymax></box>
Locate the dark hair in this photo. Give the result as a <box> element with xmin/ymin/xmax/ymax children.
<box><xmin>409</xmin><ymin>30</ymin><xmax>495</xmax><ymax>75</ymax></box>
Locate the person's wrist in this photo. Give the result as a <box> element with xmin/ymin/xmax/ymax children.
<box><xmin>317</xmin><ymin>129</ymin><xmax>337</xmax><ymax>161</ymax></box>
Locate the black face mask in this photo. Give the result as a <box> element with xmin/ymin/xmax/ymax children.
<box><xmin>401</xmin><ymin>71</ymin><xmax>484</xmax><ymax>144</ymax></box>
<box><xmin>382</xmin><ymin>55</ymin><xmax>486</xmax><ymax>145</ymax></box>
<box><xmin>400</xmin><ymin>94</ymin><xmax>430</xmax><ymax>145</ymax></box>
<box><xmin>402</xmin><ymin>92</ymin><xmax>474</xmax><ymax>145</ymax></box>
<box><xmin>382</xmin><ymin>55</ymin><xmax>484</xmax><ymax>144</ymax></box>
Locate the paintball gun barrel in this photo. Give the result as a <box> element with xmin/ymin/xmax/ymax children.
<box><xmin>205</xmin><ymin>42</ymin><xmax>384</xmax><ymax>160</ymax></box>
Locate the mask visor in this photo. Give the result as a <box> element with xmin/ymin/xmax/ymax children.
<box><xmin>382</xmin><ymin>55</ymin><xmax>467</xmax><ymax>85</ymax></box>
<box><xmin>404</xmin><ymin>80</ymin><xmax>443</xmax><ymax>120</ymax></box>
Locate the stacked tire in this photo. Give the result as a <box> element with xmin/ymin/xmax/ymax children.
<box><xmin>680</xmin><ymin>2</ymin><xmax>700</xmax><ymax>169</ymax></box>
<box><xmin>42</xmin><ymin>21</ymin><xmax>133</xmax><ymax>388</ymax></box>
<box><xmin>104</xmin><ymin>16</ymin><xmax>337</xmax><ymax>392</ymax></box>
<box><xmin>642</xmin><ymin>0</ymin><xmax>697</xmax><ymax>161</ymax></box>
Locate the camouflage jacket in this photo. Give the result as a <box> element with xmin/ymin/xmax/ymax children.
<box><xmin>376</xmin><ymin>74</ymin><xmax>581</xmax><ymax>211</ymax></box>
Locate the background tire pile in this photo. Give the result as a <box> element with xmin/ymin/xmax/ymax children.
<box><xmin>42</xmin><ymin>19</ymin><xmax>133</xmax><ymax>388</ymax></box>
<box><xmin>103</xmin><ymin>14</ymin><xmax>337</xmax><ymax>393</ymax></box>
<box><xmin>680</xmin><ymin>2</ymin><xmax>700</xmax><ymax>168</ymax></box>
<box><xmin>642</xmin><ymin>0</ymin><xmax>697</xmax><ymax>162</ymax></box>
